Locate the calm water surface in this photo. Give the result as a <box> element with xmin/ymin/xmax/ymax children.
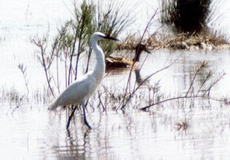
<box><xmin>1</xmin><ymin>50</ymin><xmax>230</xmax><ymax>160</ymax></box>
<box><xmin>1</xmin><ymin>0</ymin><xmax>230</xmax><ymax>160</ymax></box>
<box><xmin>1</xmin><ymin>99</ymin><xmax>230</xmax><ymax>160</ymax></box>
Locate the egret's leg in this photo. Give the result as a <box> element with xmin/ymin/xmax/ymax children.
<box><xmin>82</xmin><ymin>102</ymin><xmax>92</xmax><ymax>129</ymax></box>
<box><xmin>66</xmin><ymin>105</ymin><xmax>77</xmax><ymax>129</ymax></box>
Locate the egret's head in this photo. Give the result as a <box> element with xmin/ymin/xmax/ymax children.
<box><xmin>90</xmin><ymin>32</ymin><xmax>119</xmax><ymax>47</ymax></box>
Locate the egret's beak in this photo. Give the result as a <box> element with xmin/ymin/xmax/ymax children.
<box><xmin>103</xmin><ymin>35</ymin><xmax>119</xmax><ymax>41</ymax></box>
<box><xmin>145</xmin><ymin>48</ymin><xmax>151</xmax><ymax>54</ymax></box>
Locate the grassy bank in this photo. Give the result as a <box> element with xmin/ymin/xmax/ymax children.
<box><xmin>117</xmin><ymin>31</ymin><xmax>230</xmax><ymax>51</ymax></box>
<box><xmin>116</xmin><ymin>0</ymin><xmax>229</xmax><ymax>51</ymax></box>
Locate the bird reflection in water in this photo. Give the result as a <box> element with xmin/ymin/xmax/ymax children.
<box><xmin>106</xmin><ymin>44</ymin><xmax>151</xmax><ymax>85</ymax></box>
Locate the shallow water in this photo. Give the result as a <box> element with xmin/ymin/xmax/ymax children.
<box><xmin>1</xmin><ymin>99</ymin><xmax>230</xmax><ymax>160</ymax></box>
<box><xmin>1</xmin><ymin>0</ymin><xmax>230</xmax><ymax>160</ymax></box>
<box><xmin>1</xmin><ymin>50</ymin><xmax>230</xmax><ymax>160</ymax></box>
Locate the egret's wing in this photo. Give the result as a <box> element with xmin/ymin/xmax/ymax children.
<box><xmin>53</xmin><ymin>74</ymin><xmax>96</xmax><ymax>107</ymax></box>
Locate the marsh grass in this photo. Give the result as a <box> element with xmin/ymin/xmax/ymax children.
<box><xmin>162</xmin><ymin>31</ymin><xmax>230</xmax><ymax>50</ymax></box>
<box><xmin>114</xmin><ymin>0</ymin><xmax>229</xmax><ymax>51</ymax></box>
<box><xmin>31</xmin><ymin>0</ymin><xmax>137</xmax><ymax>129</ymax></box>
<box><xmin>85</xmin><ymin>59</ymin><xmax>226</xmax><ymax>113</ymax></box>
<box><xmin>87</xmin><ymin>65</ymin><xmax>225</xmax><ymax>113</ymax></box>
<box><xmin>94</xmin><ymin>0</ymin><xmax>137</xmax><ymax>56</ymax></box>
<box><xmin>160</xmin><ymin>0</ymin><xmax>212</xmax><ymax>33</ymax></box>
<box><xmin>140</xmin><ymin>62</ymin><xmax>226</xmax><ymax>111</ymax></box>
<box><xmin>32</xmin><ymin>0</ymin><xmax>135</xmax><ymax>99</ymax></box>
<box><xmin>118</xmin><ymin>31</ymin><xmax>230</xmax><ymax>51</ymax></box>
<box><xmin>81</xmin><ymin>56</ymin><xmax>226</xmax><ymax>116</ymax></box>
<box><xmin>29</xmin><ymin>1</ymin><xmax>229</xmax><ymax>129</ymax></box>
<box><xmin>1</xmin><ymin>87</ymin><xmax>20</xmax><ymax>103</ymax></box>
<box><xmin>18</xmin><ymin>63</ymin><xmax>29</xmax><ymax>99</ymax></box>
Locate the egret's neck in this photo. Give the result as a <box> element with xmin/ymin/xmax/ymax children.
<box><xmin>91</xmin><ymin>42</ymin><xmax>105</xmax><ymax>84</ymax></box>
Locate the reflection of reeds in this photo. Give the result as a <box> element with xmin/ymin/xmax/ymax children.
<box><xmin>18</xmin><ymin>63</ymin><xmax>29</xmax><ymax>98</ymax></box>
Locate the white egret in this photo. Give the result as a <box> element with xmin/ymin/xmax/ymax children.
<box><xmin>49</xmin><ymin>32</ymin><xmax>118</xmax><ymax>128</ymax></box>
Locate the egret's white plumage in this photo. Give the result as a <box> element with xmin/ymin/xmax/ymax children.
<box><xmin>49</xmin><ymin>73</ymin><xmax>97</xmax><ymax>109</ymax></box>
<box><xmin>49</xmin><ymin>32</ymin><xmax>117</xmax><ymax>111</ymax></box>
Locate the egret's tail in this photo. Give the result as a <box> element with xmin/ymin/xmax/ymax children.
<box><xmin>48</xmin><ymin>100</ymin><xmax>58</xmax><ymax>110</ymax></box>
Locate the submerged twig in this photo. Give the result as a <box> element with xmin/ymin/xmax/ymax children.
<box><xmin>202</xmin><ymin>72</ymin><xmax>226</xmax><ymax>97</ymax></box>
<box><xmin>140</xmin><ymin>94</ymin><xmax>224</xmax><ymax>111</ymax></box>
<box><xmin>32</xmin><ymin>38</ymin><xmax>55</xmax><ymax>98</ymax></box>
<box><xmin>140</xmin><ymin>63</ymin><xmax>226</xmax><ymax>111</ymax></box>
<box><xmin>185</xmin><ymin>61</ymin><xmax>209</xmax><ymax>97</ymax></box>
<box><xmin>119</xmin><ymin>51</ymin><xmax>183</xmax><ymax>110</ymax></box>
